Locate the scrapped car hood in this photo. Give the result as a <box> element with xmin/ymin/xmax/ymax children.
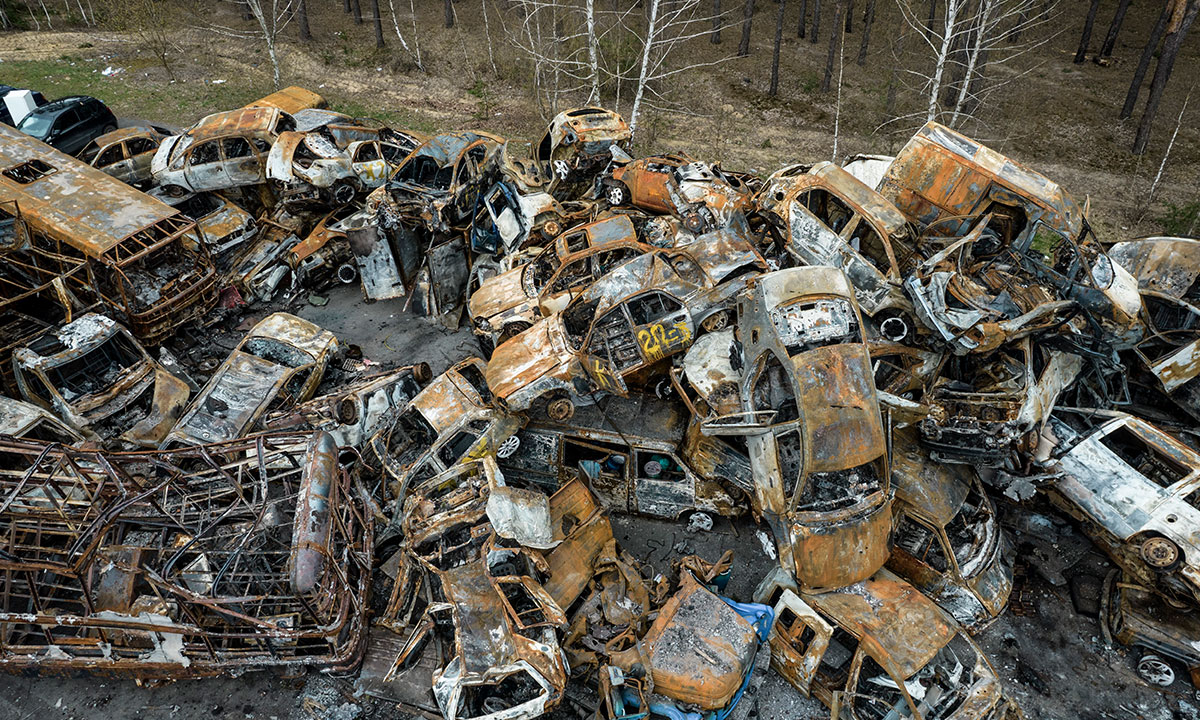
<box><xmin>467</xmin><ymin>266</ymin><xmax>529</xmax><ymax>321</ymax></box>
<box><xmin>176</xmin><ymin>354</ymin><xmax>290</xmax><ymax>444</ymax></box>
<box><xmin>791</xmin><ymin>344</ymin><xmax>885</xmax><ymax>473</ymax></box>
<box><xmin>485</xmin><ymin>318</ymin><xmax>569</xmax><ymax>399</ymax></box>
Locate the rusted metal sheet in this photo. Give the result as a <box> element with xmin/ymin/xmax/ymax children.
<box><xmin>609</xmin><ymin>154</ymin><xmax>753</xmax><ymax>233</ymax></box>
<box><xmin>243</xmin><ymin>86</ymin><xmax>329</xmax><ymax>114</ymax></box>
<box><xmin>0</xmin><ymin>431</ymin><xmax>372</xmax><ymax>677</ymax></box>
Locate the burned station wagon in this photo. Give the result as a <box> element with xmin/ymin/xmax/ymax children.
<box><xmin>468</xmin><ymin>214</ymin><xmax>650</xmax><ymax>352</ymax></box>
<box><xmin>77</xmin><ymin>125</ymin><xmax>167</xmax><ymax>188</ymax></box>
<box><xmin>705</xmin><ymin>267</ymin><xmax>892</xmax><ymax>590</ymax></box>
<box><xmin>485</xmin><ymin>248</ymin><xmax>752</xmax><ymax>421</ymax></box>
<box><xmin>12</xmin><ymin>313</ymin><xmax>190</xmax><ymax>447</ymax></box>
<box><xmin>606</xmin><ymin>154</ymin><xmax>752</xmax><ymax>233</ymax></box>
<box><xmin>534</xmin><ymin>106</ymin><xmax>631</xmax><ymax>198</ymax></box>
<box><xmin>756</xmin><ymin>567</ymin><xmax>1023</xmax><ymax>720</ymax></box>
<box><xmin>152</xmin><ymin>107</ymin><xmax>296</xmax><ymax>195</ymax></box>
<box><xmin>1044</xmin><ymin>413</ymin><xmax>1200</xmax><ymax>608</ymax></box>
<box><xmin>267</xmin><ymin>130</ymin><xmax>411</xmax><ymax>207</ymax></box>
<box><xmin>366</xmin><ymin>357</ymin><xmax>525</xmax><ymax>510</ymax></box>
<box><xmin>756</xmin><ymin>161</ymin><xmax>919</xmax><ymax>342</ymax></box>
<box><xmin>497</xmin><ymin>392</ymin><xmax>750</xmax><ymax>521</ymax></box>
<box><xmin>162</xmin><ymin>312</ymin><xmax>338</xmax><ymax>447</ymax></box>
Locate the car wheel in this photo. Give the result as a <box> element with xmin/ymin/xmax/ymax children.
<box><xmin>496</xmin><ymin>435</ymin><xmax>521</xmax><ymax>459</ymax></box>
<box><xmin>163</xmin><ymin>184</ymin><xmax>188</xmax><ymax>198</ymax></box>
<box><xmin>331</xmin><ymin>179</ymin><xmax>359</xmax><ymax>206</ymax></box>
<box><xmin>606</xmin><ymin>181</ymin><xmax>630</xmax><ymax>206</ymax></box>
<box><xmin>102</xmin><ymin>124</ymin><xmax>117</xmax><ymax>134</ymax></box>
<box><xmin>1137</xmin><ymin>654</ymin><xmax>1175</xmax><ymax>687</ymax></box>
<box><xmin>682</xmin><ymin>211</ymin><xmax>706</xmax><ymax>234</ymax></box>
<box><xmin>1141</xmin><ymin>536</ymin><xmax>1181</xmax><ymax>570</ymax></box>
<box><xmin>546</xmin><ymin>397</ymin><xmax>574</xmax><ymax>422</ymax></box>
<box><xmin>700</xmin><ymin>311</ymin><xmax>729</xmax><ymax>334</ymax></box>
<box><xmin>499</xmin><ymin>321</ymin><xmax>532</xmax><ymax>344</ymax></box>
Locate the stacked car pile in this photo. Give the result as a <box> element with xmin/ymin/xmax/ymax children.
<box><xmin>1</xmin><ymin>89</ymin><xmax>1198</xmax><ymax>719</ymax></box>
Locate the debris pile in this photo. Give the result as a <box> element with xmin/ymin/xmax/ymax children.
<box><xmin>1</xmin><ymin>88</ymin><xmax>1197</xmax><ymax>718</ymax></box>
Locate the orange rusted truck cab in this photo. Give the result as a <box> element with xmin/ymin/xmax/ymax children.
<box><xmin>704</xmin><ymin>266</ymin><xmax>892</xmax><ymax>590</ymax></box>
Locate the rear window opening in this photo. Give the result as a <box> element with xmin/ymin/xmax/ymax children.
<box><xmin>243</xmin><ymin>338</ymin><xmax>310</xmax><ymax>368</ymax></box>
<box><xmin>498</xmin><ymin>580</ymin><xmax>549</xmax><ymax>627</ymax></box>
<box><xmin>45</xmin><ymin>332</ymin><xmax>144</xmax><ymax>400</ymax></box>
<box><xmin>455</xmin><ymin>668</ymin><xmax>545</xmax><ymax>719</ymax></box>
<box><xmin>770</xmin><ymin>298</ymin><xmax>860</xmax><ymax>355</ymax></box>
<box><xmin>1100</xmin><ymin>425</ymin><xmax>1190</xmax><ymax>488</ymax></box>
<box><xmin>795</xmin><ymin>460</ymin><xmax>883</xmax><ymax>513</ymax></box>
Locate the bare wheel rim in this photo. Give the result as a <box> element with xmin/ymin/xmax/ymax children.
<box><xmin>607</xmin><ymin>185</ymin><xmax>626</xmax><ymax>205</ymax></box>
<box><xmin>547</xmin><ymin>398</ymin><xmax>573</xmax><ymax>421</ymax></box>
<box><xmin>496</xmin><ymin>435</ymin><xmax>521</xmax><ymax>459</ymax></box>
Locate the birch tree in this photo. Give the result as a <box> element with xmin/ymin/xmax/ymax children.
<box><xmin>197</xmin><ymin>0</ymin><xmax>297</xmax><ymax>89</ymax></box>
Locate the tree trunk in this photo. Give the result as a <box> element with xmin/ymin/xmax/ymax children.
<box><xmin>1098</xmin><ymin>0</ymin><xmax>1132</xmax><ymax>60</ymax></box>
<box><xmin>822</xmin><ymin>0</ymin><xmax>845</xmax><ymax>91</ymax></box>
<box><xmin>444</xmin><ymin>0</ymin><xmax>454</xmax><ymax>28</ymax></box>
<box><xmin>1134</xmin><ymin>0</ymin><xmax>1199</xmax><ymax>154</ymax></box>
<box><xmin>927</xmin><ymin>0</ymin><xmax>959</xmax><ymax>120</ymax></box>
<box><xmin>811</xmin><ymin>0</ymin><xmax>821</xmax><ymax>42</ymax></box>
<box><xmin>770</xmin><ymin>0</ymin><xmax>787</xmax><ymax>95</ymax></box>
<box><xmin>857</xmin><ymin>0</ymin><xmax>875</xmax><ymax>64</ymax></box>
<box><xmin>631</xmin><ymin>0</ymin><xmax>661</xmax><ymax>135</ymax></box>
<box><xmin>343</xmin><ymin>0</ymin><xmax>350</xmax><ymax>13</ymax></box>
<box><xmin>587</xmin><ymin>0</ymin><xmax>601</xmax><ymax>100</ymax></box>
<box><xmin>797</xmin><ymin>0</ymin><xmax>807</xmax><ymax>37</ymax></box>
<box><xmin>712</xmin><ymin>0</ymin><xmax>723</xmax><ymax>43</ymax></box>
<box><xmin>1121</xmin><ymin>0</ymin><xmax>1173</xmax><ymax>119</ymax></box>
<box><xmin>297</xmin><ymin>0</ymin><xmax>312</xmax><ymax>41</ymax></box>
<box><xmin>844</xmin><ymin>0</ymin><xmax>853</xmax><ymax>31</ymax></box>
<box><xmin>351</xmin><ymin>0</ymin><xmax>364</xmax><ymax>24</ymax></box>
<box><xmin>926</xmin><ymin>0</ymin><xmax>936</xmax><ymax>41</ymax></box>
<box><xmin>737</xmin><ymin>0</ymin><xmax>755</xmax><ymax>56</ymax></box>
<box><xmin>1074</xmin><ymin>0</ymin><xmax>1101</xmax><ymax>63</ymax></box>
<box><xmin>885</xmin><ymin>14</ymin><xmax>910</xmax><ymax>121</ymax></box>
<box><xmin>1007</xmin><ymin>6</ymin><xmax>1028</xmax><ymax>42</ymax></box>
<box><xmin>372</xmin><ymin>0</ymin><xmax>384</xmax><ymax>47</ymax></box>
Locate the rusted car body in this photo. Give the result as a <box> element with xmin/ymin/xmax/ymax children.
<box><xmin>755</xmin><ymin>567</ymin><xmax>1023</xmax><ymax>720</ymax></box>
<box><xmin>497</xmin><ymin>393</ymin><xmax>749</xmax><ymax>520</ymax></box>
<box><xmin>0</xmin><ymin>395</ymin><xmax>84</xmax><ymax>442</ymax></box>
<box><xmin>381</xmin><ymin>131</ymin><xmax>505</xmax><ymax>235</ymax></box>
<box><xmin>918</xmin><ymin>339</ymin><xmax>1082</xmax><ymax>465</ymax></box>
<box><xmin>607</xmin><ymin>154</ymin><xmax>753</xmax><ymax>233</ymax></box>
<box><xmin>366</xmin><ymin>358</ymin><xmax>524</xmax><ymax>509</ymax></box>
<box><xmin>153</xmin><ymin>189</ymin><xmax>258</xmax><ymax>260</ymax></box>
<box><xmin>243</xmin><ymin>85</ymin><xmax>329</xmax><ymax>114</ymax></box>
<box><xmin>1043</xmin><ymin>413</ymin><xmax>1200</xmax><ymax>608</ymax></box>
<box><xmin>262</xmin><ymin>363</ymin><xmax>432</xmax><ymax>449</ymax></box>
<box><xmin>485</xmin><ymin>248</ymin><xmax>753</xmax><ymax>419</ymax></box>
<box><xmin>162</xmin><ymin>312</ymin><xmax>338</xmax><ymax>447</ymax></box>
<box><xmin>12</xmin><ymin>313</ymin><xmax>190</xmax><ymax>447</ymax></box>
<box><xmin>756</xmin><ymin>161</ymin><xmax>919</xmax><ymax>341</ymax></box>
<box><xmin>468</xmin><ymin>214</ymin><xmax>650</xmax><ymax>351</ymax></box>
<box><xmin>152</xmin><ymin>107</ymin><xmax>296</xmax><ymax>195</ymax></box>
<box><xmin>77</xmin><ymin>126</ymin><xmax>166</xmax><ymax>188</ymax></box>
<box><xmin>705</xmin><ymin>267</ymin><xmax>893</xmax><ymax>591</ymax></box>
<box><xmin>1102</xmin><ymin>573</ymin><xmax>1200</xmax><ymax>678</ymax></box>
<box><xmin>0</xmin><ymin>124</ymin><xmax>219</xmax><ymax>344</ymax></box>
<box><xmin>267</xmin><ymin>130</ymin><xmax>412</xmax><ymax>207</ymax></box>
<box><xmin>534</xmin><ymin>107</ymin><xmax>631</xmax><ymax>199</ymax></box>
<box><xmin>879</xmin><ymin>121</ymin><xmax>1142</xmax><ymax>345</ymax></box>
<box><xmin>0</xmin><ymin>431</ymin><xmax>372</xmax><ymax>677</ymax></box>
<box><xmin>889</xmin><ymin>433</ymin><xmax>1013</xmax><ymax>628</ymax></box>
<box><xmin>469</xmin><ymin>179</ymin><xmax>570</xmax><ymax>255</ymax></box>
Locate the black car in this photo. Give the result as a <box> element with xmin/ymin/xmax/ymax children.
<box><xmin>17</xmin><ymin>95</ymin><xmax>118</xmax><ymax>155</ymax></box>
<box><xmin>0</xmin><ymin>86</ymin><xmax>48</xmax><ymax>126</ymax></box>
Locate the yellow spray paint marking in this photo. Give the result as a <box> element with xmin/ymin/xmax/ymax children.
<box><xmin>638</xmin><ymin>321</ymin><xmax>693</xmax><ymax>362</ymax></box>
<box><xmin>588</xmin><ymin>357</ymin><xmax>620</xmax><ymax>392</ymax></box>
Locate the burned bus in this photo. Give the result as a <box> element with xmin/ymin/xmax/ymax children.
<box><xmin>0</xmin><ymin>123</ymin><xmax>218</xmax><ymax>344</ymax></box>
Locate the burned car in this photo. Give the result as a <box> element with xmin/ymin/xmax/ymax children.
<box><xmin>152</xmin><ymin>107</ymin><xmax>296</xmax><ymax>195</ymax></box>
<box><xmin>879</xmin><ymin>121</ymin><xmax>1143</xmax><ymax>346</ymax></box>
<box><xmin>918</xmin><ymin>339</ymin><xmax>1082</xmax><ymax>465</ymax></box>
<box><xmin>497</xmin><ymin>392</ymin><xmax>750</xmax><ymax>521</ymax></box>
<box><xmin>1043</xmin><ymin>413</ymin><xmax>1200</xmax><ymax>608</ymax></box>
<box><xmin>468</xmin><ymin>214</ymin><xmax>650</xmax><ymax>352</ymax></box>
<box><xmin>468</xmin><ymin>178</ymin><xmax>571</xmax><ymax>255</ymax></box>
<box><xmin>12</xmin><ymin>313</ymin><xmax>190</xmax><ymax>447</ymax></box>
<box><xmin>366</xmin><ymin>357</ymin><xmax>525</xmax><ymax>509</ymax></box>
<box><xmin>267</xmin><ymin>130</ymin><xmax>412</xmax><ymax>207</ymax></box>
<box><xmin>704</xmin><ymin>267</ymin><xmax>893</xmax><ymax>590</ymax></box>
<box><xmin>485</xmin><ymin>247</ymin><xmax>753</xmax><ymax>420</ymax></box>
<box><xmin>0</xmin><ymin>432</ymin><xmax>372</xmax><ymax>677</ymax></box>
<box><xmin>162</xmin><ymin>312</ymin><xmax>338</xmax><ymax>447</ymax></box>
<box><xmin>889</xmin><ymin>433</ymin><xmax>1013</xmax><ymax>628</ymax></box>
<box><xmin>756</xmin><ymin>567</ymin><xmax>1023</xmax><ymax>720</ymax></box>
<box><xmin>606</xmin><ymin>154</ymin><xmax>753</xmax><ymax>233</ymax></box>
<box><xmin>534</xmin><ymin>106</ymin><xmax>631</xmax><ymax>199</ymax></box>
<box><xmin>77</xmin><ymin>125</ymin><xmax>167</xmax><ymax>188</ymax></box>
<box><xmin>0</xmin><ymin>395</ymin><xmax>85</xmax><ymax>443</ymax></box>
<box><xmin>152</xmin><ymin>188</ymin><xmax>258</xmax><ymax>261</ymax></box>
<box><xmin>755</xmin><ymin>161</ymin><xmax>919</xmax><ymax>341</ymax></box>
<box><xmin>380</xmin><ymin>130</ymin><xmax>505</xmax><ymax>235</ymax></box>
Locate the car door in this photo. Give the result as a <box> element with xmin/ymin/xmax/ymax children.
<box><xmin>126</xmin><ymin>136</ymin><xmax>160</xmax><ymax>184</ymax></box>
<box><xmin>93</xmin><ymin>142</ymin><xmax>132</xmax><ymax>183</ymax></box>
<box><xmin>631</xmin><ymin>448</ymin><xmax>695</xmax><ymax>518</ymax></box>
<box><xmin>183</xmin><ymin>139</ymin><xmax>229</xmax><ymax>191</ymax></box>
<box><xmin>451</xmin><ymin>144</ymin><xmax>487</xmax><ymax>220</ymax></box>
<box><xmin>632</xmin><ymin>162</ymin><xmax>674</xmax><ymax>213</ymax></box>
<box><xmin>625</xmin><ymin>291</ymin><xmax>694</xmax><ymax>367</ymax></box>
<box><xmin>562</xmin><ymin>436</ymin><xmax>631</xmax><ymax>512</ymax></box>
<box><xmin>540</xmin><ymin>256</ymin><xmax>594</xmax><ymax>313</ymax></box>
<box><xmin>221</xmin><ymin>136</ymin><xmax>264</xmax><ymax>187</ymax></box>
<box><xmin>582</xmin><ymin>304</ymin><xmax>636</xmax><ymax>396</ymax></box>
<box><xmin>767</xmin><ymin>589</ymin><xmax>834</xmax><ymax>695</ymax></box>
<box><xmin>350</xmin><ymin>140</ymin><xmax>388</xmax><ymax>187</ymax></box>
<box><xmin>888</xmin><ymin>511</ymin><xmax>954</xmax><ymax>596</ymax></box>
<box><xmin>52</xmin><ymin>108</ymin><xmax>85</xmax><ymax>153</ymax></box>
